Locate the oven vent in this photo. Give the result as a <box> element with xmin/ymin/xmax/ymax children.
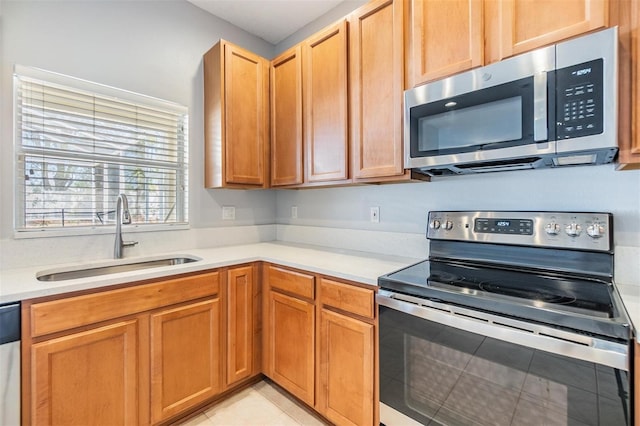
<box><xmin>538</xmin><ymin>332</ymin><xmax>590</xmax><ymax>346</ymax></box>
<box><xmin>491</xmin><ymin>320</ymin><xmax>533</xmax><ymax>334</ymax></box>
<box><xmin>416</xmin><ymin>156</ymin><xmax>555</xmax><ymax>176</ymax></box>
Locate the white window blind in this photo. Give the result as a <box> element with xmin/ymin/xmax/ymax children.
<box><xmin>14</xmin><ymin>66</ymin><xmax>189</xmax><ymax>234</ymax></box>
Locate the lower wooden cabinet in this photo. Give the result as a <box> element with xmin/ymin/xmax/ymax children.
<box><xmin>263</xmin><ymin>265</ymin><xmax>316</xmax><ymax>405</ymax></box>
<box><xmin>150</xmin><ymin>299</ymin><xmax>222</xmax><ymax>423</ymax></box>
<box><xmin>31</xmin><ymin>318</ymin><xmax>145</xmax><ymax>425</ymax></box>
<box><xmin>264</xmin><ymin>265</ymin><xmax>377</xmax><ymax>426</ymax></box>
<box><xmin>226</xmin><ymin>265</ymin><xmax>261</xmax><ymax>387</ymax></box>
<box><xmin>23</xmin><ymin>271</ymin><xmax>222</xmax><ymax>426</ymax></box>
<box><xmin>318</xmin><ymin>278</ymin><xmax>376</xmax><ymax>426</ymax></box>
<box><xmin>318</xmin><ymin>309</ymin><xmax>375</xmax><ymax>426</ymax></box>
<box><xmin>24</xmin><ymin>263</ymin><xmax>377</xmax><ymax>426</ymax></box>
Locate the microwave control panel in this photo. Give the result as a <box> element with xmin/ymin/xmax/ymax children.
<box><xmin>556</xmin><ymin>59</ymin><xmax>603</xmax><ymax>140</ymax></box>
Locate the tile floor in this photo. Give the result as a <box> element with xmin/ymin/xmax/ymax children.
<box><xmin>178</xmin><ymin>380</ymin><xmax>329</xmax><ymax>426</ymax></box>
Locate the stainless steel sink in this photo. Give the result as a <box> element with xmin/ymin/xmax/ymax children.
<box><xmin>36</xmin><ymin>256</ymin><xmax>200</xmax><ymax>282</ymax></box>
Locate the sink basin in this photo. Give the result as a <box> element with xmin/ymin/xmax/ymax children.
<box><xmin>36</xmin><ymin>256</ymin><xmax>201</xmax><ymax>282</ymax></box>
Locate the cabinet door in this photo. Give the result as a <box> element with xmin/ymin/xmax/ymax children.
<box><xmin>224</xmin><ymin>43</ymin><xmax>269</xmax><ymax>186</ymax></box>
<box><xmin>226</xmin><ymin>265</ymin><xmax>257</xmax><ymax>386</ymax></box>
<box><xmin>634</xmin><ymin>0</ymin><xmax>640</xmax><ymax>159</ymax></box>
<box><xmin>489</xmin><ymin>0</ymin><xmax>608</xmax><ymax>62</ymax></box>
<box><xmin>271</xmin><ymin>46</ymin><xmax>304</xmax><ymax>186</ymax></box>
<box><xmin>267</xmin><ymin>291</ymin><xmax>315</xmax><ymax>406</ymax></box>
<box><xmin>31</xmin><ymin>319</ymin><xmax>144</xmax><ymax>425</ymax></box>
<box><xmin>150</xmin><ymin>299</ymin><xmax>221</xmax><ymax>423</ymax></box>
<box><xmin>411</xmin><ymin>0</ymin><xmax>483</xmax><ymax>85</ymax></box>
<box><xmin>350</xmin><ymin>0</ymin><xmax>405</xmax><ymax>179</ymax></box>
<box><xmin>304</xmin><ymin>20</ymin><xmax>349</xmax><ymax>183</ymax></box>
<box><xmin>319</xmin><ymin>309</ymin><xmax>374</xmax><ymax>426</ymax></box>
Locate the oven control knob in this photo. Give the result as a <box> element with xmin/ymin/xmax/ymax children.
<box><xmin>587</xmin><ymin>223</ymin><xmax>605</xmax><ymax>238</ymax></box>
<box><xmin>429</xmin><ymin>219</ymin><xmax>441</xmax><ymax>230</ymax></box>
<box><xmin>443</xmin><ymin>220</ymin><xmax>454</xmax><ymax>231</ymax></box>
<box><xmin>565</xmin><ymin>223</ymin><xmax>582</xmax><ymax>237</ymax></box>
<box><xmin>545</xmin><ymin>223</ymin><xmax>560</xmax><ymax>235</ymax></box>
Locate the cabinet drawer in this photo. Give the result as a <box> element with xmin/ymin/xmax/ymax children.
<box><xmin>267</xmin><ymin>265</ymin><xmax>315</xmax><ymax>300</ymax></box>
<box><xmin>320</xmin><ymin>278</ymin><xmax>374</xmax><ymax>319</ymax></box>
<box><xmin>30</xmin><ymin>272</ymin><xmax>220</xmax><ymax>337</ymax></box>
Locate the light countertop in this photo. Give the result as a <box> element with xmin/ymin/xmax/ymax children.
<box><xmin>2</xmin><ymin>241</ymin><xmax>638</xmax><ymax>342</ymax></box>
<box><xmin>0</xmin><ymin>242</ymin><xmax>420</xmax><ymax>304</ymax></box>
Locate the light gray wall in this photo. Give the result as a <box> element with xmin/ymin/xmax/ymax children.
<box><xmin>0</xmin><ymin>0</ymin><xmax>277</xmax><ymax>241</ymax></box>
<box><xmin>276</xmin><ymin>165</ymin><xmax>640</xmax><ymax>247</ymax></box>
<box><xmin>274</xmin><ymin>0</ymin><xmax>367</xmax><ymax>55</ymax></box>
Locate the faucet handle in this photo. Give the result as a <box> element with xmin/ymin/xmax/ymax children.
<box><xmin>123</xmin><ymin>241</ymin><xmax>138</xmax><ymax>248</ymax></box>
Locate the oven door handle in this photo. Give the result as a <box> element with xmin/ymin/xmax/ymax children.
<box><xmin>377</xmin><ymin>291</ymin><xmax>628</xmax><ymax>371</ymax></box>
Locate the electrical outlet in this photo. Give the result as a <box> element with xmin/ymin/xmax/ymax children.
<box><xmin>291</xmin><ymin>206</ymin><xmax>298</xmax><ymax>219</ymax></box>
<box><xmin>222</xmin><ymin>206</ymin><xmax>235</xmax><ymax>220</ymax></box>
<box><xmin>370</xmin><ymin>207</ymin><xmax>380</xmax><ymax>223</ymax></box>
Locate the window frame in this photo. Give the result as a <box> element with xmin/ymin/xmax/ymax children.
<box><xmin>13</xmin><ymin>65</ymin><xmax>190</xmax><ymax>238</ymax></box>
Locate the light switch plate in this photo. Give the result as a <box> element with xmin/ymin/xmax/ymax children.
<box><xmin>370</xmin><ymin>207</ymin><xmax>380</xmax><ymax>223</ymax></box>
<box><xmin>291</xmin><ymin>206</ymin><xmax>298</xmax><ymax>219</ymax></box>
<box><xmin>222</xmin><ymin>206</ymin><xmax>235</xmax><ymax>220</ymax></box>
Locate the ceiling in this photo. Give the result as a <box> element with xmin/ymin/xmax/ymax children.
<box><xmin>187</xmin><ymin>0</ymin><xmax>350</xmax><ymax>45</ymax></box>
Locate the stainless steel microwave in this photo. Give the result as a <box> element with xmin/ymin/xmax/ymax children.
<box><xmin>404</xmin><ymin>28</ymin><xmax>618</xmax><ymax>176</ymax></box>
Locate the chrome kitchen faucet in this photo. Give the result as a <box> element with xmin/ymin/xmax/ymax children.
<box><xmin>114</xmin><ymin>194</ymin><xmax>138</xmax><ymax>259</ymax></box>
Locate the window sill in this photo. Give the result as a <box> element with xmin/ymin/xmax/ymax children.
<box><xmin>13</xmin><ymin>223</ymin><xmax>190</xmax><ymax>239</ymax></box>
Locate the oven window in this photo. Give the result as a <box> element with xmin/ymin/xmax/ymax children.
<box><xmin>379</xmin><ymin>306</ymin><xmax>629</xmax><ymax>426</ymax></box>
<box><xmin>418</xmin><ymin>96</ymin><xmax>523</xmax><ymax>152</ymax></box>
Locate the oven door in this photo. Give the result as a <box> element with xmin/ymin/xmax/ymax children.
<box><xmin>378</xmin><ymin>292</ymin><xmax>630</xmax><ymax>426</ymax></box>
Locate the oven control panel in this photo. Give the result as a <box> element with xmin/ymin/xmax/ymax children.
<box><xmin>427</xmin><ymin>211</ymin><xmax>612</xmax><ymax>251</ymax></box>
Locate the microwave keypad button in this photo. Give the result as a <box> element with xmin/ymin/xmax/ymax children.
<box><xmin>556</xmin><ymin>58</ymin><xmax>603</xmax><ymax>140</ymax></box>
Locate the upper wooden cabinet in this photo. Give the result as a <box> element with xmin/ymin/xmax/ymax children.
<box><xmin>410</xmin><ymin>0</ymin><xmax>611</xmax><ymax>86</ymax></box>
<box><xmin>304</xmin><ymin>20</ymin><xmax>350</xmax><ymax>184</ymax></box>
<box><xmin>633</xmin><ymin>0</ymin><xmax>640</xmax><ymax>163</ymax></box>
<box><xmin>486</xmin><ymin>0</ymin><xmax>609</xmax><ymax>63</ymax></box>
<box><xmin>350</xmin><ymin>0</ymin><xmax>406</xmax><ymax>180</ymax></box>
<box><xmin>204</xmin><ymin>40</ymin><xmax>270</xmax><ymax>188</ymax></box>
<box><xmin>410</xmin><ymin>0</ymin><xmax>483</xmax><ymax>85</ymax></box>
<box><xmin>271</xmin><ymin>46</ymin><xmax>304</xmax><ymax>186</ymax></box>
<box><xmin>617</xmin><ymin>0</ymin><xmax>640</xmax><ymax>168</ymax></box>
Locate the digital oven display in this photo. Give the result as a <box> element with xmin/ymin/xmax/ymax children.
<box><xmin>474</xmin><ymin>218</ymin><xmax>533</xmax><ymax>235</ymax></box>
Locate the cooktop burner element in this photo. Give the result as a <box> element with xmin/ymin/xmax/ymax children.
<box><xmin>378</xmin><ymin>211</ymin><xmax>630</xmax><ymax>341</ymax></box>
<box><xmin>477</xmin><ymin>282</ymin><xmax>577</xmax><ymax>305</ymax></box>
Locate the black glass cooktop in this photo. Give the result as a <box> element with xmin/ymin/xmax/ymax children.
<box><xmin>378</xmin><ymin>259</ymin><xmax>630</xmax><ymax>340</ymax></box>
<box><xmin>428</xmin><ymin>260</ymin><xmax>614</xmax><ymax>317</ymax></box>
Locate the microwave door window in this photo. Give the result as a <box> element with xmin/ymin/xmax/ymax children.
<box><xmin>418</xmin><ymin>96</ymin><xmax>524</xmax><ymax>153</ymax></box>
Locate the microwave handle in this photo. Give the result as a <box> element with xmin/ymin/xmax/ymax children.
<box><xmin>533</xmin><ymin>71</ymin><xmax>548</xmax><ymax>141</ymax></box>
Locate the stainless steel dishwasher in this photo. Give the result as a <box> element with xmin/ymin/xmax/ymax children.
<box><xmin>0</xmin><ymin>303</ymin><xmax>20</xmax><ymax>426</ymax></box>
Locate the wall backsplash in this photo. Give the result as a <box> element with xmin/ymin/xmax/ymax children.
<box><xmin>276</xmin><ymin>164</ymin><xmax>640</xmax><ymax>248</ymax></box>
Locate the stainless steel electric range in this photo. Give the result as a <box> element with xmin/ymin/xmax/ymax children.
<box><xmin>378</xmin><ymin>211</ymin><xmax>632</xmax><ymax>426</ymax></box>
